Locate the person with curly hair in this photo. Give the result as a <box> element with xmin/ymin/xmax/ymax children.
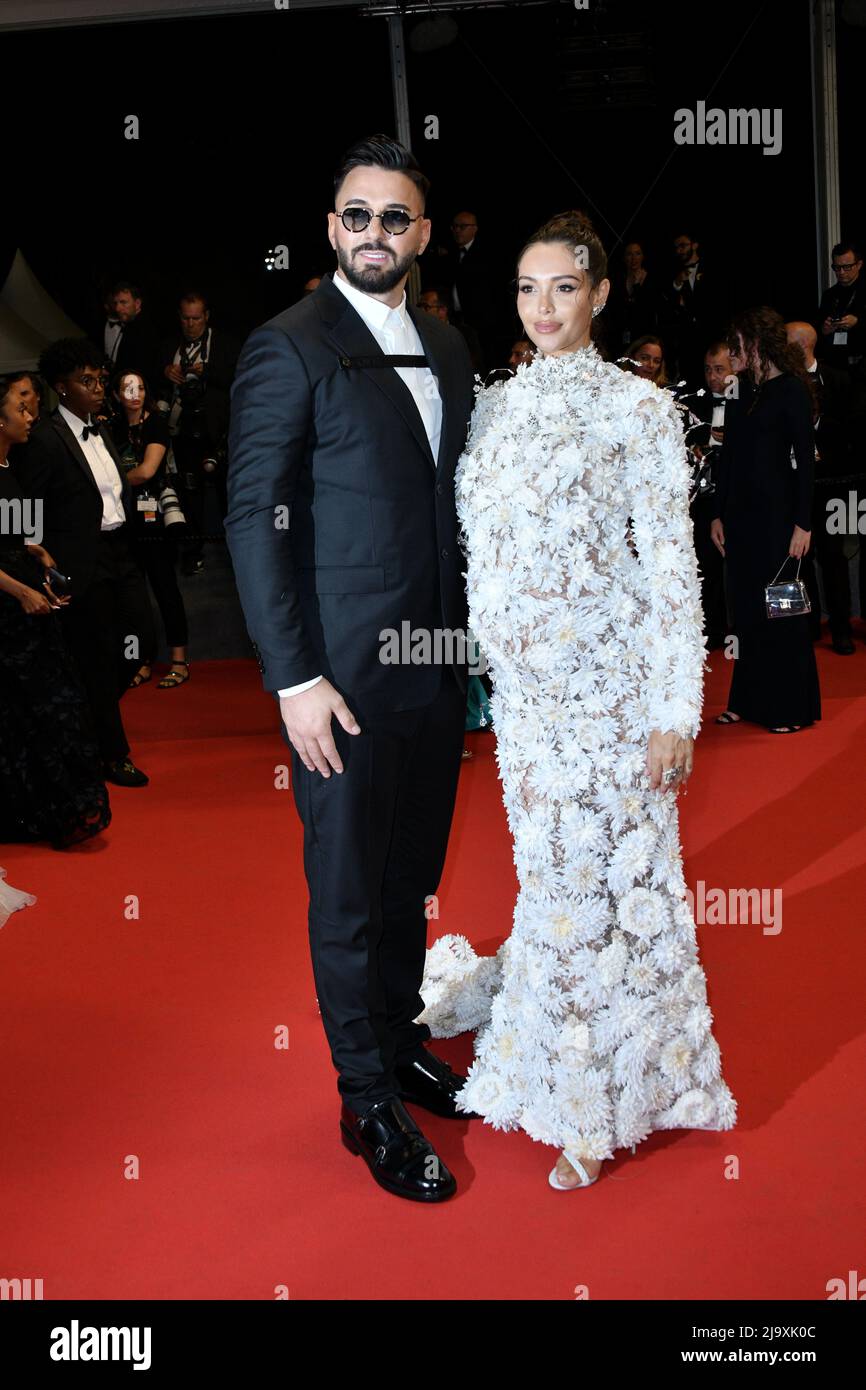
<box><xmin>710</xmin><ymin>307</ymin><xmax>821</xmax><ymax>732</ymax></box>
<box><xmin>0</xmin><ymin>374</ymin><xmax>111</xmax><ymax>846</ymax></box>
<box><xmin>13</xmin><ymin>338</ymin><xmax>154</xmax><ymax>786</ymax></box>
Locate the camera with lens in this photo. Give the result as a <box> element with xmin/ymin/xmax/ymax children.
<box><xmin>157</xmin><ymin>485</ymin><xmax>187</xmax><ymax>527</ymax></box>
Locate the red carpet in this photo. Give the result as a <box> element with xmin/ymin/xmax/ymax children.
<box><xmin>1</xmin><ymin>636</ymin><xmax>865</xmax><ymax>1300</ymax></box>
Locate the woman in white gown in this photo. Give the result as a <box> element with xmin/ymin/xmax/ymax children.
<box><xmin>420</xmin><ymin>213</ymin><xmax>737</xmax><ymax>1188</ymax></box>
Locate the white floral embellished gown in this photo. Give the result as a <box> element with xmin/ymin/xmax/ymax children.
<box><xmin>419</xmin><ymin>343</ymin><xmax>737</xmax><ymax>1160</ymax></box>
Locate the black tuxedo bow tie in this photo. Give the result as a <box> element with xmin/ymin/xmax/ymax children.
<box><xmin>81</xmin><ymin>423</ymin><xmax>101</xmax><ymax>440</ymax></box>
<box><xmin>107</xmin><ymin>319</ymin><xmax>122</xmax><ymax>328</ymax></box>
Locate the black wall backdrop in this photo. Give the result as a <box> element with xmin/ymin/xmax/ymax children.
<box><xmin>0</xmin><ymin>0</ymin><xmax>861</xmax><ymax>355</ymax></box>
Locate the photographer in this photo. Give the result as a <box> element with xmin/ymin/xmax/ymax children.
<box><xmin>111</xmin><ymin>370</ymin><xmax>190</xmax><ymax>688</ymax></box>
<box><xmin>159</xmin><ymin>290</ymin><xmax>239</xmax><ymax>575</ymax></box>
<box><xmin>817</xmin><ymin>241</ymin><xmax>865</xmax><ymax>375</ymax></box>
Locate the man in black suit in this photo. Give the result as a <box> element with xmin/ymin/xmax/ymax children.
<box><xmin>437</xmin><ymin>210</ymin><xmax>509</xmax><ymax>371</ymax></box>
<box><xmin>660</xmin><ymin>229</ymin><xmax>723</xmax><ymax>388</ymax></box>
<box><xmin>787</xmin><ymin>321</ymin><xmax>859</xmax><ymax>653</ymax></box>
<box><xmin>158</xmin><ymin>290</ymin><xmax>239</xmax><ymax>574</ymax></box>
<box><xmin>107</xmin><ymin>281</ymin><xmax>163</xmax><ymax>396</ymax></box>
<box><xmin>679</xmin><ymin>340</ymin><xmax>733</xmax><ymax>650</ymax></box>
<box><xmin>225</xmin><ymin>134</ymin><xmax>477</xmax><ymax>1203</ymax></box>
<box><xmin>13</xmin><ymin>339</ymin><xmax>154</xmax><ymax>785</ymax></box>
<box><xmin>817</xmin><ymin>241</ymin><xmax>866</xmax><ymax>374</ymax></box>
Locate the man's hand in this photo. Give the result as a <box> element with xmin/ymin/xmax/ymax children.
<box><xmin>279</xmin><ymin>678</ymin><xmax>361</xmax><ymax>777</ymax></box>
<box><xmin>789</xmin><ymin>524</ymin><xmax>811</xmax><ymax>558</ymax></box>
<box><xmin>165</xmin><ymin>363</ymin><xmax>185</xmax><ymax>386</ymax></box>
<box><xmin>710</xmin><ymin>517</ymin><xmax>725</xmax><ymax>556</ymax></box>
<box><xmin>646</xmin><ymin>730</ymin><xmax>694</xmax><ymax>792</ymax></box>
<box><xmin>821</xmin><ymin>316</ymin><xmax>835</xmax><ymax>336</ymax></box>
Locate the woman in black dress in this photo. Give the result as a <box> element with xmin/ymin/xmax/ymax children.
<box><xmin>110</xmin><ymin>371</ymin><xmax>190</xmax><ymax>689</ymax></box>
<box><xmin>604</xmin><ymin>239</ymin><xmax>659</xmax><ymax>359</ymax></box>
<box><xmin>0</xmin><ymin>376</ymin><xmax>111</xmax><ymax>847</ymax></box>
<box><xmin>710</xmin><ymin>307</ymin><xmax>821</xmax><ymax>733</ymax></box>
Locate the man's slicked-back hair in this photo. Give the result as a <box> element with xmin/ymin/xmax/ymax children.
<box><xmin>333</xmin><ymin>133</ymin><xmax>430</xmax><ymax>207</ymax></box>
<box><xmin>39</xmin><ymin>338</ymin><xmax>105</xmax><ymax>389</ymax></box>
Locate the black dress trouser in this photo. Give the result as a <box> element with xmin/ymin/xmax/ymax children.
<box><xmin>289</xmin><ymin>667</ymin><xmax>467</xmax><ymax>1116</ymax></box>
<box><xmin>806</xmin><ymin>482</ymin><xmax>864</xmax><ymax>642</ymax></box>
<box><xmin>131</xmin><ymin>530</ymin><xmax>189</xmax><ymax>653</ymax></box>
<box><xmin>61</xmin><ymin>526</ymin><xmax>156</xmax><ymax>763</ymax></box>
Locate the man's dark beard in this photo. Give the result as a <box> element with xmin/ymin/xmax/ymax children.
<box><xmin>336</xmin><ymin>241</ymin><xmax>417</xmax><ymax>294</ymax></box>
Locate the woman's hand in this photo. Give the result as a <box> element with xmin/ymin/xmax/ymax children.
<box><xmin>710</xmin><ymin>517</ymin><xmax>725</xmax><ymax>556</ymax></box>
<box><xmin>42</xmin><ymin>578</ymin><xmax>70</xmax><ymax>607</ymax></box>
<box><xmin>17</xmin><ymin>584</ymin><xmax>53</xmax><ymax>615</ymax></box>
<box><xmin>646</xmin><ymin>730</ymin><xmax>694</xmax><ymax>792</ymax></box>
<box><xmin>789</xmin><ymin>525</ymin><xmax>811</xmax><ymax>558</ymax></box>
<box><xmin>25</xmin><ymin>542</ymin><xmax>55</xmax><ymax>567</ymax></box>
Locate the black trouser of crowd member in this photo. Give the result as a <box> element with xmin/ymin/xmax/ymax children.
<box><xmin>806</xmin><ymin>480</ymin><xmax>866</xmax><ymax>644</ymax></box>
<box><xmin>129</xmin><ymin>528</ymin><xmax>189</xmax><ymax>657</ymax></box>
<box><xmin>61</xmin><ymin>526</ymin><xmax>156</xmax><ymax>764</ymax></box>
<box><xmin>172</xmin><ymin>432</ymin><xmax>228</xmax><ymax>567</ymax></box>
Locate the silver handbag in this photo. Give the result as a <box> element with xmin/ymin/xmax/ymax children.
<box><xmin>765</xmin><ymin>555</ymin><xmax>811</xmax><ymax>619</ymax></box>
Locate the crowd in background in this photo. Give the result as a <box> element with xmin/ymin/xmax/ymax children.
<box><xmin>1</xmin><ymin>216</ymin><xmax>865</xmax><ymax>848</ymax></box>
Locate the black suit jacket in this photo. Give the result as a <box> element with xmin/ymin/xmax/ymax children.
<box><xmin>112</xmin><ymin>313</ymin><xmax>163</xmax><ymax>396</ymax></box>
<box><xmin>12</xmin><ymin>409</ymin><xmax>135</xmax><ymax>594</ymax></box>
<box><xmin>225</xmin><ymin>273</ymin><xmax>475</xmax><ymax>714</ymax></box>
<box><xmin>158</xmin><ymin>329</ymin><xmax>240</xmax><ymax>447</ymax></box>
<box><xmin>811</xmin><ymin>361</ymin><xmax>853</xmax><ymax>480</ymax></box>
<box><xmin>439</xmin><ymin>237</ymin><xmax>511</xmax><ymax>364</ymax></box>
<box><xmin>659</xmin><ymin>261</ymin><xmax>726</xmax><ymax>382</ymax></box>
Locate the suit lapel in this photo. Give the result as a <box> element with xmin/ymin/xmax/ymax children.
<box><xmin>51</xmin><ymin>412</ymin><xmax>102</xmax><ymax>495</ymax></box>
<box><xmin>50</xmin><ymin>411</ymin><xmax>132</xmax><ymax>513</ymax></box>
<box><xmin>319</xmin><ymin>275</ymin><xmax>447</xmax><ymax>473</ymax></box>
<box><xmin>408</xmin><ymin>301</ymin><xmax>452</xmax><ymax>475</ymax></box>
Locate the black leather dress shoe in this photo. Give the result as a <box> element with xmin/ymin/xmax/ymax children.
<box><xmin>395</xmin><ymin>1048</ymin><xmax>482</xmax><ymax>1119</ymax></box>
<box><xmin>340</xmin><ymin>1097</ymin><xmax>456</xmax><ymax>1202</ymax></box>
<box><xmin>832</xmin><ymin>637</ymin><xmax>855</xmax><ymax>655</ymax></box>
<box><xmin>102</xmin><ymin>758</ymin><xmax>149</xmax><ymax>787</ymax></box>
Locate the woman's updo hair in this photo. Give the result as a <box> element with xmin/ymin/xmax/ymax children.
<box><xmin>516</xmin><ymin>210</ymin><xmax>608</xmax><ymax>287</ymax></box>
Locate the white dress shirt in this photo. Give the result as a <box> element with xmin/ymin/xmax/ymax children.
<box><xmin>58</xmin><ymin>403</ymin><xmax>126</xmax><ymax>530</ymax></box>
<box><xmin>673</xmin><ymin>262</ymin><xmax>699</xmax><ymax>292</ymax></box>
<box><xmin>277</xmin><ymin>271</ymin><xmax>442</xmax><ymax>699</ymax></box>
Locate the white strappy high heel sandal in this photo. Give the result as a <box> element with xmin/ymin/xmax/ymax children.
<box><xmin>548</xmin><ymin>1151</ymin><xmax>602</xmax><ymax>1190</ymax></box>
<box><xmin>548</xmin><ymin>1141</ymin><xmax>636</xmax><ymax>1189</ymax></box>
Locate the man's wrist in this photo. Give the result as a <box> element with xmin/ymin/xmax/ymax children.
<box><xmin>278</xmin><ymin>675</ymin><xmax>323</xmax><ymax>698</ymax></box>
